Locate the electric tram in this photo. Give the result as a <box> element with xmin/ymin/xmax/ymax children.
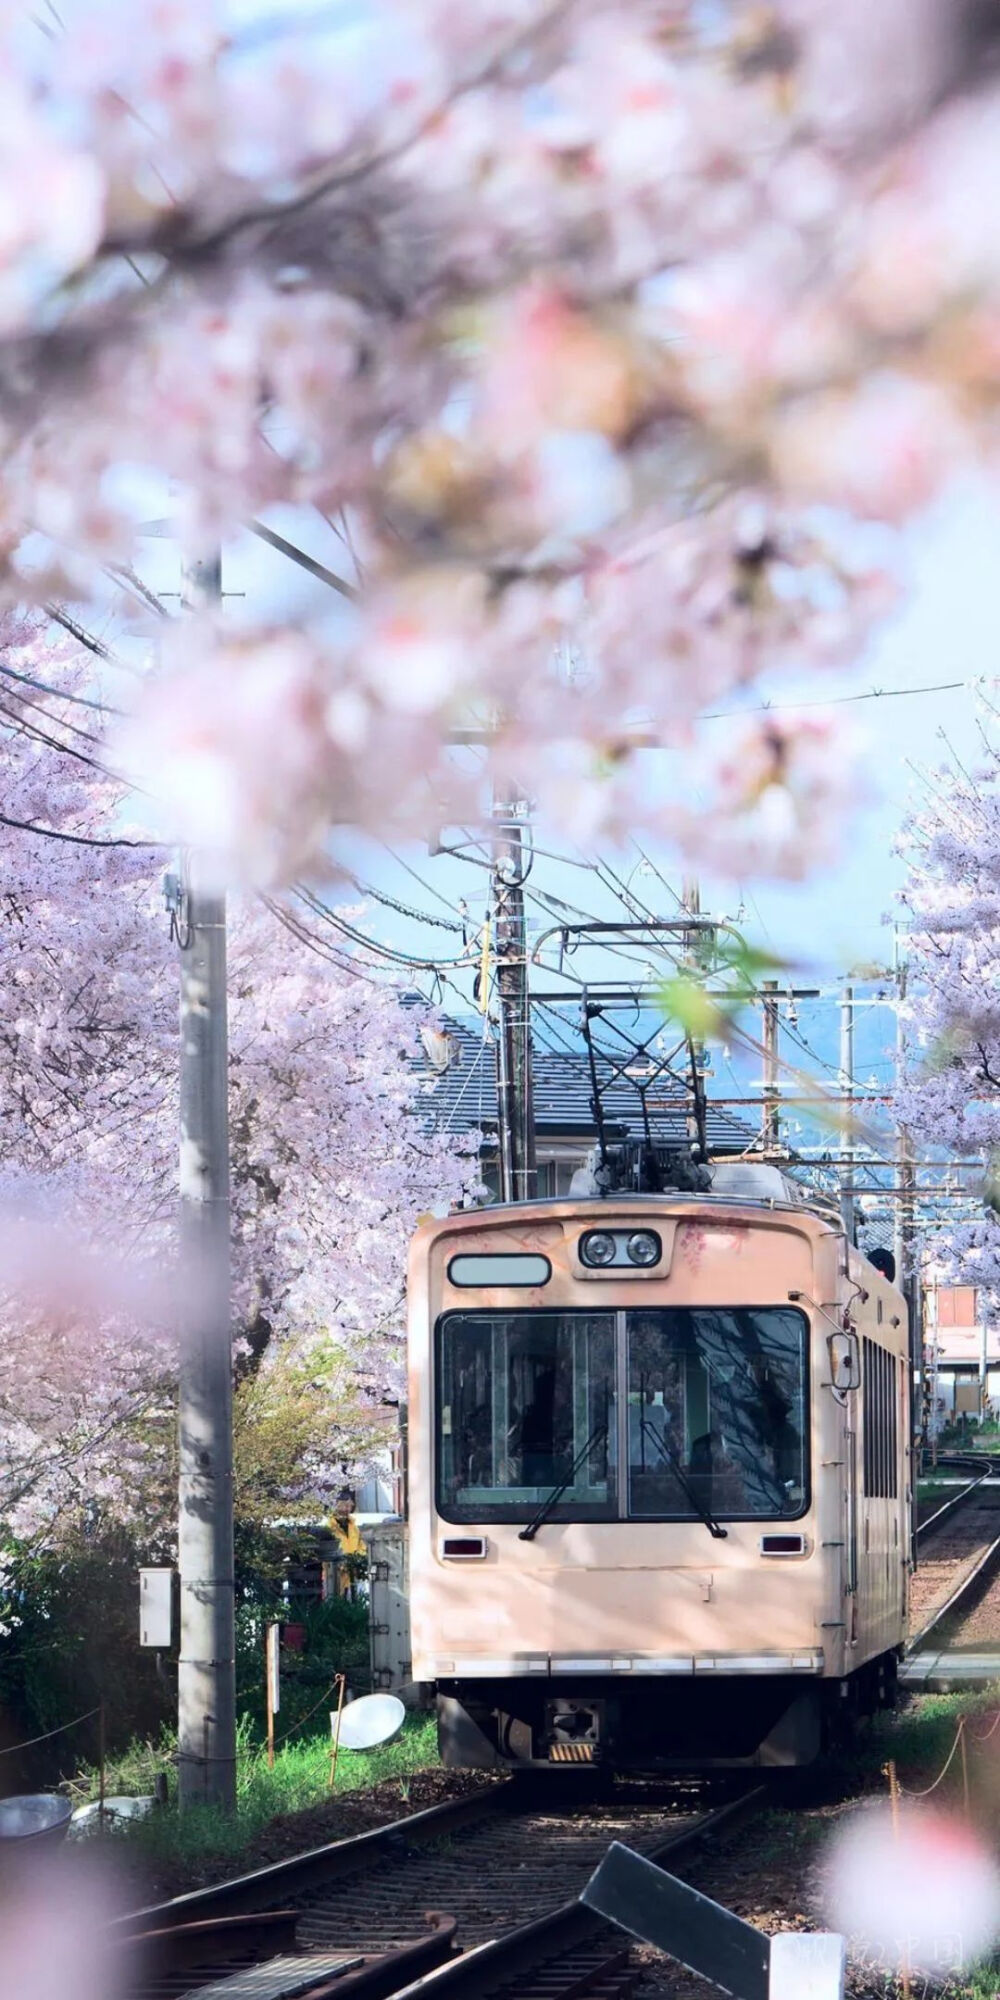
<box><xmin>405</xmin><ymin>1163</ymin><xmax>910</xmax><ymax>1769</ymax></box>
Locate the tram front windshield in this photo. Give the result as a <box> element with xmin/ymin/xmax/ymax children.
<box><xmin>436</xmin><ymin>1307</ymin><xmax>808</xmax><ymax>1523</ymax></box>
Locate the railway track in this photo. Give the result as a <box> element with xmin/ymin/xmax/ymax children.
<box><xmin>95</xmin><ymin>1467</ymin><xmax>1000</xmax><ymax>1995</ymax></box>
<box><xmin>904</xmin><ymin>1458</ymin><xmax>1000</xmax><ymax>1688</ymax></box>
<box><xmin>116</xmin><ymin>1456</ymin><xmax>1000</xmax><ymax>2000</ymax></box>
<box><xmin>116</xmin><ymin>1777</ymin><xmax>763</xmax><ymax>2000</ymax></box>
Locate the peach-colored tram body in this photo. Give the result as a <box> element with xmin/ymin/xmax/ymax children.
<box><xmin>406</xmin><ymin>1171</ymin><xmax>910</xmax><ymax>1770</ymax></box>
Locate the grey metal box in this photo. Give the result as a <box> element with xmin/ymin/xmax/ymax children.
<box><xmin>139</xmin><ymin>1567</ymin><xmax>173</xmax><ymax>1648</ymax></box>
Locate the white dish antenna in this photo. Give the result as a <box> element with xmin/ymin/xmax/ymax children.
<box><xmin>333</xmin><ymin>1693</ymin><xmax>405</xmax><ymax>1752</ymax></box>
<box><xmin>68</xmin><ymin>1796</ymin><xmax>155</xmax><ymax>1838</ymax></box>
<box><xmin>0</xmin><ymin>1793</ymin><xmax>73</xmax><ymax>1842</ymax></box>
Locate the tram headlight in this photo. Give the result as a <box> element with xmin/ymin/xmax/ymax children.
<box><xmin>581</xmin><ymin>1230</ymin><xmax>616</xmax><ymax>1267</ymax></box>
<box><xmin>626</xmin><ymin>1230</ymin><xmax>660</xmax><ymax>1267</ymax></box>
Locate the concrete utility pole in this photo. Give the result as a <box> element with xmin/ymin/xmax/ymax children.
<box><xmin>491</xmin><ymin>789</ymin><xmax>537</xmax><ymax>1203</ymax></box>
<box><xmin>839</xmin><ymin>983</ymin><xmax>855</xmax><ymax>1245</ymax></box>
<box><xmin>980</xmin><ymin>1293</ymin><xmax>990</xmax><ymax>1420</ymax></box>
<box><xmin>893</xmin><ymin>942</ymin><xmax>920</xmax><ymax>1374</ymax></box>
<box><xmin>761</xmin><ymin>979</ymin><xmax>780</xmax><ymax>1155</ymax></box>
<box><xmin>176</xmin><ymin>553</ymin><xmax>236</xmax><ymax>1812</ymax></box>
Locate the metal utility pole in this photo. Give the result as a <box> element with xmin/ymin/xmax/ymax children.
<box><xmin>839</xmin><ymin>983</ymin><xmax>855</xmax><ymax>1244</ymax></box>
<box><xmin>176</xmin><ymin>552</ymin><xmax>236</xmax><ymax>1812</ymax></box>
<box><xmin>761</xmin><ymin>979</ymin><xmax>780</xmax><ymax>1155</ymax></box>
<box><xmin>491</xmin><ymin>789</ymin><xmax>537</xmax><ymax>1203</ymax></box>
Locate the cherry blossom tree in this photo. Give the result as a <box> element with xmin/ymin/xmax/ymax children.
<box><xmin>895</xmin><ymin>713</ymin><xmax>1000</xmax><ymax>1296</ymax></box>
<box><xmin>0</xmin><ymin>640</ymin><xmax>478</xmax><ymax>1561</ymax></box>
<box><xmin>2</xmin><ymin>3</ymin><xmax>1000</xmax><ymax>883</ymax></box>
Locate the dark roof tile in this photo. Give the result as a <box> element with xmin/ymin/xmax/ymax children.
<box><xmin>417</xmin><ymin>1017</ymin><xmax>756</xmax><ymax>1154</ymax></box>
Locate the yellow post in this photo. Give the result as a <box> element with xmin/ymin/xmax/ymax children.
<box><xmin>885</xmin><ymin>1762</ymin><xmax>911</xmax><ymax>2000</ymax></box>
<box><xmin>329</xmin><ymin>1674</ymin><xmax>347</xmax><ymax>1792</ymax></box>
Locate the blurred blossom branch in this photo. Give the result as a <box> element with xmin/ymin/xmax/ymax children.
<box><xmin>0</xmin><ymin>3</ymin><xmax>999</xmax><ymax>882</ymax></box>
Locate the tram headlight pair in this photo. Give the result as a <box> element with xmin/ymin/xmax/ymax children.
<box><xmin>579</xmin><ymin>1229</ymin><xmax>661</xmax><ymax>1269</ymax></box>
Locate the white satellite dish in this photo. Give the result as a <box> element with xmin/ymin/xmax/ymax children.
<box><xmin>333</xmin><ymin>1693</ymin><xmax>406</xmax><ymax>1752</ymax></box>
<box><xmin>0</xmin><ymin>1793</ymin><xmax>72</xmax><ymax>1844</ymax></box>
<box><xmin>68</xmin><ymin>1796</ymin><xmax>155</xmax><ymax>1839</ymax></box>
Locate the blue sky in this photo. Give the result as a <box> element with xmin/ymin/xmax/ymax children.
<box><xmin>713</xmin><ymin>478</ymin><xmax>1000</xmax><ymax>976</ymax></box>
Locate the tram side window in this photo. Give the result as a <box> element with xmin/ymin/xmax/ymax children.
<box><xmin>862</xmin><ymin>1336</ymin><xmax>898</xmax><ymax>1499</ymax></box>
<box><xmin>436</xmin><ymin>1311</ymin><xmax>618</xmax><ymax>1523</ymax></box>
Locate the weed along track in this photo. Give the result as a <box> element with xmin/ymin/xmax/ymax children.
<box><xmin>117</xmin><ymin>1779</ymin><xmax>762</xmax><ymax>2000</ymax></box>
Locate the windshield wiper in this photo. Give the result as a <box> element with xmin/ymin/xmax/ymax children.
<box><xmin>518</xmin><ymin>1423</ymin><xmax>607</xmax><ymax>1541</ymax></box>
<box><xmin>640</xmin><ymin>1418</ymin><xmax>728</xmax><ymax>1540</ymax></box>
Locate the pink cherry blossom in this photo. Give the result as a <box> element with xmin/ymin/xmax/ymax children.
<box><xmin>0</xmin><ymin>637</ymin><xmax>479</xmax><ymax>1548</ymax></box>
<box><xmin>895</xmin><ymin>710</ymin><xmax>1000</xmax><ymax>1297</ymax></box>
<box><xmin>0</xmin><ymin>2</ymin><xmax>998</xmax><ymax>888</ymax></box>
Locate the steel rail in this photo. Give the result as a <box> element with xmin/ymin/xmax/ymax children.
<box><xmin>123</xmin><ymin>1914</ymin><xmax>459</xmax><ymax>2000</ymax></box>
<box><xmin>916</xmin><ymin>1462</ymin><xmax>996</xmax><ymax>1543</ymax></box>
<box><xmin>115</xmin><ymin>1781</ymin><xmax>511</xmax><ymax>1939</ymax></box>
<box><xmin>386</xmin><ymin>1785</ymin><xmax>766</xmax><ymax>2000</ymax></box>
<box><xmin>908</xmin><ymin>1530</ymin><xmax>1000</xmax><ymax>1655</ymax></box>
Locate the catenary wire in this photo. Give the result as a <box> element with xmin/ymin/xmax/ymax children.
<box><xmin>261</xmin><ymin>895</ymin><xmax>390</xmax><ymax>987</ymax></box>
<box><xmin>378</xmin><ymin>840</ymin><xmax>470</xmax><ymax>917</ymax></box>
<box><xmin>342</xmin><ymin>871</ymin><xmax>464</xmax><ymax>932</ymax></box>
<box><xmin>0</xmin><ymin>698</ymin><xmax>128</xmax><ymax>782</ymax></box>
<box><xmin>702</xmin><ymin>676</ymin><xmax>988</xmax><ymax>721</ymax></box>
<box><xmin>295</xmin><ymin>886</ymin><xmax>472</xmax><ymax>971</ymax></box>
<box><xmin>0</xmin><ymin>811</ymin><xmax>159</xmax><ymax>849</ymax></box>
<box><xmin>0</xmin><ymin>682</ymin><xmax>108</xmax><ymax>750</ymax></box>
<box><xmin>0</xmin><ymin>656</ymin><xmax>122</xmax><ymax>718</ymax></box>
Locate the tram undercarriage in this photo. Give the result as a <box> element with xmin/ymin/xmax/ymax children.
<box><xmin>437</xmin><ymin>1653</ymin><xmax>900</xmax><ymax>1771</ymax></box>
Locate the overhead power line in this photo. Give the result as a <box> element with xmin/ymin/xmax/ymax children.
<box><xmin>294</xmin><ymin>885</ymin><xmax>472</xmax><ymax>972</ymax></box>
<box><xmin>0</xmin><ymin>811</ymin><xmax>159</xmax><ymax>849</ymax></box>
<box><xmin>703</xmin><ymin>676</ymin><xmax>987</xmax><ymax>723</ymax></box>
<box><xmin>343</xmin><ymin>870</ymin><xmax>464</xmax><ymax>933</ymax></box>
<box><xmin>248</xmin><ymin>521</ymin><xmax>357</xmax><ymax>600</ymax></box>
<box><xmin>0</xmin><ymin>656</ymin><xmax>122</xmax><ymax>717</ymax></box>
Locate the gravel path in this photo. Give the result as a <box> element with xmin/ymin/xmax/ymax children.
<box><xmin>910</xmin><ymin>1499</ymin><xmax>1000</xmax><ymax>1638</ymax></box>
<box><xmin>938</xmin><ymin>1559</ymin><xmax>1000</xmax><ymax>1648</ymax></box>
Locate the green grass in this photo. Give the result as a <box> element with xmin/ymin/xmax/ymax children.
<box><xmin>842</xmin><ymin>1684</ymin><xmax>1000</xmax><ymax>1787</ymax></box>
<box><xmin>67</xmin><ymin>1712</ymin><xmax>440</xmax><ymax>1876</ymax></box>
<box><xmin>934</xmin><ymin>1426</ymin><xmax>1000</xmax><ymax>1454</ymax></box>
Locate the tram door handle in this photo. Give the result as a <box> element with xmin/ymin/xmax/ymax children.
<box><xmin>845</xmin><ymin>1427</ymin><xmax>858</xmax><ymax>1599</ymax></box>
